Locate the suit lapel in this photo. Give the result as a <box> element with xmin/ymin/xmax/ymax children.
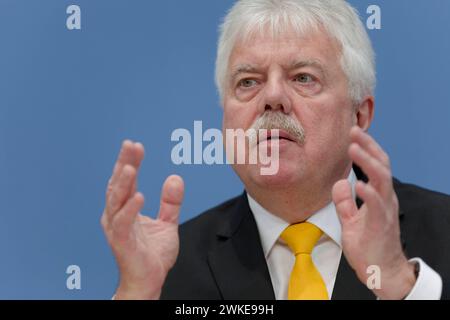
<box><xmin>331</xmin><ymin>254</ymin><xmax>377</xmax><ymax>300</ymax></box>
<box><xmin>207</xmin><ymin>193</ymin><xmax>276</xmax><ymax>300</ymax></box>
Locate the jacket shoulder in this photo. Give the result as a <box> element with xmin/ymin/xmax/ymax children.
<box><xmin>178</xmin><ymin>194</ymin><xmax>242</xmax><ymax>240</ymax></box>
<box><xmin>161</xmin><ymin>194</ymin><xmax>244</xmax><ymax>299</ymax></box>
<box><xmin>394</xmin><ymin>178</ymin><xmax>450</xmax><ymax>300</ymax></box>
<box><xmin>394</xmin><ymin>178</ymin><xmax>450</xmax><ymax>218</ymax></box>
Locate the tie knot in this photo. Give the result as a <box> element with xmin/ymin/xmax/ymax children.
<box><xmin>280</xmin><ymin>222</ymin><xmax>323</xmax><ymax>255</ymax></box>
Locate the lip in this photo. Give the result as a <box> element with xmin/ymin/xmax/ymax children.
<box><xmin>257</xmin><ymin>129</ymin><xmax>297</xmax><ymax>144</ymax></box>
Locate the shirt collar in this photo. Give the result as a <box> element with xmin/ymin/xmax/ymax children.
<box><xmin>248</xmin><ymin>168</ymin><xmax>357</xmax><ymax>258</ymax></box>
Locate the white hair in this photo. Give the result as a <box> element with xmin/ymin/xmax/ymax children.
<box><xmin>215</xmin><ymin>0</ymin><xmax>376</xmax><ymax>104</ymax></box>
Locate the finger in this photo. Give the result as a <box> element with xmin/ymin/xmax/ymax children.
<box><xmin>332</xmin><ymin>179</ymin><xmax>358</xmax><ymax>223</ymax></box>
<box><xmin>350</xmin><ymin>126</ymin><xmax>390</xmax><ymax>169</ymax></box>
<box><xmin>108</xmin><ymin>141</ymin><xmax>145</xmax><ymax>197</ymax></box>
<box><xmin>130</xmin><ymin>142</ymin><xmax>145</xmax><ymax>195</ymax></box>
<box><xmin>132</xmin><ymin>142</ymin><xmax>145</xmax><ymax>166</ymax></box>
<box><xmin>349</xmin><ymin>142</ymin><xmax>392</xmax><ymax>198</ymax></box>
<box><xmin>158</xmin><ymin>175</ymin><xmax>184</xmax><ymax>224</ymax></box>
<box><xmin>107</xmin><ymin>165</ymin><xmax>136</xmax><ymax>217</ymax></box>
<box><xmin>109</xmin><ymin>140</ymin><xmax>134</xmax><ymax>189</ymax></box>
<box><xmin>355</xmin><ymin>181</ymin><xmax>386</xmax><ymax>227</ymax></box>
<box><xmin>112</xmin><ymin>192</ymin><xmax>145</xmax><ymax>242</ymax></box>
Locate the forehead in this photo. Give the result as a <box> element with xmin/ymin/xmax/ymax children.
<box><xmin>228</xmin><ymin>28</ymin><xmax>341</xmax><ymax>72</ymax></box>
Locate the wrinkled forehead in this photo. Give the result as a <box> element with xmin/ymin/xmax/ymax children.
<box><xmin>228</xmin><ymin>25</ymin><xmax>342</xmax><ymax>74</ymax></box>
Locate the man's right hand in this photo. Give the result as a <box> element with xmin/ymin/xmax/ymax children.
<box><xmin>101</xmin><ymin>140</ymin><xmax>184</xmax><ymax>300</ymax></box>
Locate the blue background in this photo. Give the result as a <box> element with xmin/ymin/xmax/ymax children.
<box><xmin>0</xmin><ymin>0</ymin><xmax>449</xmax><ymax>299</ymax></box>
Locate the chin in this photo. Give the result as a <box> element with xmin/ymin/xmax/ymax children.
<box><xmin>248</xmin><ymin>160</ymin><xmax>305</xmax><ymax>189</ymax></box>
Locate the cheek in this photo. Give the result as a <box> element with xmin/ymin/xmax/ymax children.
<box><xmin>297</xmin><ymin>98</ymin><xmax>353</xmax><ymax>156</ymax></box>
<box><xmin>223</xmin><ymin>100</ymin><xmax>257</xmax><ymax>131</ymax></box>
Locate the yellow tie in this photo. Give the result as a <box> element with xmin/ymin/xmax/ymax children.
<box><xmin>281</xmin><ymin>222</ymin><xmax>329</xmax><ymax>300</ymax></box>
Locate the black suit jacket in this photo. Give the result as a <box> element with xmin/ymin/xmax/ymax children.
<box><xmin>161</xmin><ymin>166</ymin><xmax>450</xmax><ymax>299</ymax></box>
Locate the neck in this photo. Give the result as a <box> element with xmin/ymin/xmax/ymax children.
<box><xmin>245</xmin><ymin>165</ymin><xmax>352</xmax><ymax>223</ymax></box>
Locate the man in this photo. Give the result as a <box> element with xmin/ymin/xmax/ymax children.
<box><xmin>101</xmin><ymin>0</ymin><xmax>450</xmax><ymax>300</ymax></box>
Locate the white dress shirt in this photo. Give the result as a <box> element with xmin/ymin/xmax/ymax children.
<box><xmin>248</xmin><ymin>169</ymin><xmax>443</xmax><ymax>300</ymax></box>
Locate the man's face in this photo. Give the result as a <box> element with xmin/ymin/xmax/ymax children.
<box><xmin>223</xmin><ymin>28</ymin><xmax>356</xmax><ymax>191</ymax></box>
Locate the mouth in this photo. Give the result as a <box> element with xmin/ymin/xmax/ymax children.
<box><xmin>257</xmin><ymin>129</ymin><xmax>297</xmax><ymax>144</ymax></box>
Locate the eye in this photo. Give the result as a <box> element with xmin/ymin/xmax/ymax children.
<box><xmin>295</xmin><ymin>73</ymin><xmax>314</xmax><ymax>83</ymax></box>
<box><xmin>238</xmin><ymin>79</ymin><xmax>258</xmax><ymax>88</ymax></box>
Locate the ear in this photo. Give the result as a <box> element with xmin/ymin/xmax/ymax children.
<box><xmin>354</xmin><ymin>96</ymin><xmax>374</xmax><ymax>132</ymax></box>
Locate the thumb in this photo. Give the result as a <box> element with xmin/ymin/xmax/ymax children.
<box><xmin>332</xmin><ymin>179</ymin><xmax>358</xmax><ymax>224</ymax></box>
<box><xmin>158</xmin><ymin>175</ymin><xmax>184</xmax><ymax>224</ymax></box>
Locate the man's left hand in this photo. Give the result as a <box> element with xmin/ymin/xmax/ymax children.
<box><xmin>332</xmin><ymin>126</ymin><xmax>416</xmax><ymax>300</ymax></box>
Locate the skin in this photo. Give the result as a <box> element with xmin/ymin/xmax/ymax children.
<box><xmin>101</xmin><ymin>141</ymin><xmax>184</xmax><ymax>299</ymax></box>
<box><xmin>223</xmin><ymin>29</ymin><xmax>356</xmax><ymax>222</ymax></box>
<box><xmin>101</xmin><ymin>27</ymin><xmax>416</xmax><ymax>300</ymax></box>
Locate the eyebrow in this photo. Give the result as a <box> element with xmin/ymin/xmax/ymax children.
<box><xmin>230</xmin><ymin>59</ymin><xmax>327</xmax><ymax>83</ymax></box>
<box><xmin>290</xmin><ymin>59</ymin><xmax>327</xmax><ymax>78</ymax></box>
<box><xmin>230</xmin><ymin>64</ymin><xmax>259</xmax><ymax>82</ymax></box>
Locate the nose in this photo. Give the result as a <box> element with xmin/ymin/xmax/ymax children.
<box><xmin>260</xmin><ymin>76</ymin><xmax>292</xmax><ymax>114</ymax></box>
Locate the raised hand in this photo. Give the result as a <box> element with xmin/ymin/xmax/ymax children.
<box><xmin>101</xmin><ymin>140</ymin><xmax>184</xmax><ymax>299</ymax></box>
<box><xmin>332</xmin><ymin>126</ymin><xmax>416</xmax><ymax>300</ymax></box>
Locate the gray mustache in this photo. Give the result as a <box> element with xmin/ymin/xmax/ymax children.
<box><xmin>249</xmin><ymin>111</ymin><xmax>305</xmax><ymax>144</ymax></box>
